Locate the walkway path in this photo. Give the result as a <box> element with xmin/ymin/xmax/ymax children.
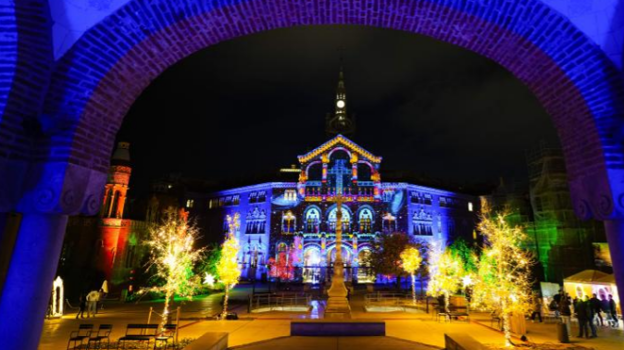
<box><xmin>40</xmin><ymin>285</ymin><xmax>623</xmax><ymax>350</ymax></box>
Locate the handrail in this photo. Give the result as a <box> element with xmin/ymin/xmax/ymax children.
<box><xmin>249</xmin><ymin>292</ymin><xmax>311</xmax><ymax>312</ymax></box>
<box><xmin>364</xmin><ymin>292</ymin><xmax>426</xmax><ymax>310</ymax></box>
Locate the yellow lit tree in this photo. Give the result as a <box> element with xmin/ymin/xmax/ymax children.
<box><xmin>473</xmin><ymin>209</ymin><xmax>534</xmax><ymax>347</ymax></box>
<box><xmin>144</xmin><ymin>208</ymin><xmax>205</xmax><ymax>330</ymax></box>
<box><xmin>217</xmin><ymin>213</ymin><xmax>241</xmax><ymax>318</ymax></box>
<box><xmin>426</xmin><ymin>241</ymin><xmax>464</xmax><ymax>311</ymax></box>
<box><xmin>400</xmin><ymin>247</ymin><xmax>422</xmax><ymax>305</ymax></box>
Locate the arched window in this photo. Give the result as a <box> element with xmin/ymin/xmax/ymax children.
<box><xmin>304</xmin><ymin>207</ymin><xmax>321</xmax><ymax>233</ymax></box>
<box><xmin>307</xmin><ymin>162</ymin><xmax>323</xmax><ymax>181</ymax></box>
<box><xmin>358</xmin><ymin>208</ymin><xmax>373</xmax><ymax>233</ymax></box>
<box><xmin>111</xmin><ymin>191</ymin><xmax>121</xmax><ymax>218</ymax></box>
<box><xmin>328</xmin><ymin>207</ymin><xmax>351</xmax><ymax>233</ymax></box>
<box><xmin>282</xmin><ymin>211</ymin><xmax>296</xmax><ymax>233</ymax></box>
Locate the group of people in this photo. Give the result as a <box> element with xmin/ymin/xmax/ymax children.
<box><xmin>76</xmin><ymin>289</ymin><xmax>104</xmax><ymax>319</ymax></box>
<box><xmin>542</xmin><ymin>290</ymin><xmax>619</xmax><ymax>339</ymax></box>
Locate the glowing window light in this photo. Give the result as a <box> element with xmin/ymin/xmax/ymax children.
<box><xmin>468</xmin><ymin>202</ymin><xmax>473</xmax><ymax>212</ymax></box>
<box><xmin>51</xmin><ymin>276</ymin><xmax>64</xmax><ymax>317</ymax></box>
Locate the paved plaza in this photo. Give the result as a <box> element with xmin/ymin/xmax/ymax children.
<box><xmin>39</xmin><ymin>286</ymin><xmax>623</xmax><ymax>350</ymax></box>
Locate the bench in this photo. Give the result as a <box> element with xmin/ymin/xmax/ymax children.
<box><xmin>88</xmin><ymin>324</ymin><xmax>112</xmax><ymax>349</ymax></box>
<box><xmin>448</xmin><ymin>312</ymin><xmax>470</xmax><ymax>322</ymax></box>
<box><xmin>67</xmin><ymin>324</ymin><xmax>94</xmax><ymax>349</ymax></box>
<box><xmin>154</xmin><ymin>323</ymin><xmax>178</xmax><ymax>349</ymax></box>
<box><xmin>117</xmin><ymin>324</ymin><xmax>158</xmax><ymax>349</ymax></box>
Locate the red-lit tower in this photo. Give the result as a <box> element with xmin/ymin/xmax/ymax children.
<box><xmin>98</xmin><ymin>142</ymin><xmax>132</xmax><ymax>281</ymax></box>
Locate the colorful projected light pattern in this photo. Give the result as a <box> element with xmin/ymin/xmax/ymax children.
<box><xmin>201</xmin><ymin>133</ymin><xmax>477</xmax><ymax>285</ymax></box>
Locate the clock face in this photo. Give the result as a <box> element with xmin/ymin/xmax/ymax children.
<box><xmin>336</xmin><ymin>100</ymin><xmax>346</xmax><ymax>108</ymax></box>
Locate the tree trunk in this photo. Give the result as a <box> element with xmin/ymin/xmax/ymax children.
<box><xmin>221</xmin><ymin>284</ymin><xmax>230</xmax><ymax>318</ymax></box>
<box><xmin>410</xmin><ymin>273</ymin><xmax>416</xmax><ymax>305</ymax></box>
<box><xmin>161</xmin><ymin>287</ymin><xmax>173</xmax><ymax>331</ymax></box>
<box><xmin>502</xmin><ymin>300</ymin><xmax>512</xmax><ymax>347</ymax></box>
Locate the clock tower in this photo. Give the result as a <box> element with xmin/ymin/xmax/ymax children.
<box><xmin>326</xmin><ymin>67</ymin><xmax>356</xmax><ymax>137</ymax></box>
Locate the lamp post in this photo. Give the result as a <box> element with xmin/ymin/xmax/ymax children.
<box><xmin>324</xmin><ymin>195</ymin><xmax>351</xmax><ymax>318</ymax></box>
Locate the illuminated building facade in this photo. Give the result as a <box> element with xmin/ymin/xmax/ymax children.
<box><xmin>526</xmin><ymin>144</ymin><xmax>607</xmax><ymax>282</ymax></box>
<box><xmin>187</xmin><ymin>71</ymin><xmax>478</xmax><ymax>283</ymax></box>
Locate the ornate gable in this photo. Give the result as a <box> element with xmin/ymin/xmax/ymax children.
<box><xmin>297</xmin><ymin>134</ymin><xmax>382</xmax><ymax>164</ymax></box>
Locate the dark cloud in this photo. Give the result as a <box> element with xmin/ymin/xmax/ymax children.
<box><xmin>120</xmin><ymin>25</ymin><xmax>558</xmax><ymax>194</ymax></box>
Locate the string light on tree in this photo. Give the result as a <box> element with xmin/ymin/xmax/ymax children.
<box><xmin>217</xmin><ymin>213</ymin><xmax>242</xmax><ymax>318</ymax></box>
<box><xmin>400</xmin><ymin>247</ymin><xmax>422</xmax><ymax>305</ymax></box>
<box><xmin>472</xmin><ymin>208</ymin><xmax>534</xmax><ymax>347</ymax></box>
<box><xmin>143</xmin><ymin>208</ymin><xmax>205</xmax><ymax>331</ymax></box>
<box><xmin>426</xmin><ymin>241</ymin><xmax>464</xmax><ymax>311</ymax></box>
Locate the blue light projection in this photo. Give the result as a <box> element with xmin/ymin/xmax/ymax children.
<box><xmin>189</xmin><ymin>135</ymin><xmax>478</xmax><ymax>282</ymax></box>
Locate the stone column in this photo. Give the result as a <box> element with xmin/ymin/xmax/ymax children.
<box><xmin>0</xmin><ymin>214</ymin><xmax>69</xmax><ymax>350</ymax></box>
<box><xmin>325</xmin><ymin>196</ymin><xmax>351</xmax><ymax>318</ymax></box>
<box><xmin>604</xmin><ymin>220</ymin><xmax>624</xmax><ymax>312</ymax></box>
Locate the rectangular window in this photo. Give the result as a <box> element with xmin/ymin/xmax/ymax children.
<box><xmin>233</xmin><ymin>195</ymin><xmax>240</xmax><ymax>205</ymax></box>
<box><xmin>424</xmin><ymin>194</ymin><xmax>432</xmax><ymax>205</ymax></box>
<box><xmin>186</xmin><ymin>199</ymin><xmax>194</xmax><ymax>208</ymax></box>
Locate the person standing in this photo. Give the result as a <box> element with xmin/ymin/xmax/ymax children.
<box><xmin>552</xmin><ymin>290</ymin><xmax>562</xmax><ymax>317</ymax></box>
<box><xmin>608</xmin><ymin>294</ymin><xmax>618</xmax><ymax>328</ymax></box>
<box><xmin>75</xmin><ymin>295</ymin><xmax>86</xmax><ymax>319</ymax></box>
<box><xmin>531</xmin><ymin>294</ymin><xmax>543</xmax><ymax>322</ymax></box>
<box><xmin>86</xmin><ymin>289</ymin><xmax>100</xmax><ymax>318</ymax></box>
<box><xmin>559</xmin><ymin>296</ymin><xmax>572</xmax><ymax>335</ymax></box>
<box><xmin>585</xmin><ymin>295</ymin><xmax>598</xmax><ymax>337</ymax></box>
<box><xmin>590</xmin><ymin>293</ymin><xmax>603</xmax><ymax>327</ymax></box>
<box><xmin>576</xmin><ymin>297</ymin><xmax>590</xmax><ymax>338</ymax></box>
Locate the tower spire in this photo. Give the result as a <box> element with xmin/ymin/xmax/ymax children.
<box><xmin>326</xmin><ymin>65</ymin><xmax>355</xmax><ymax>137</ymax></box>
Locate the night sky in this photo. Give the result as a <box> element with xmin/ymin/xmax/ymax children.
<box><xmin>118</xmin><ymin>25</ymin><xmax>560</xmax><ymax>196</ymax></box>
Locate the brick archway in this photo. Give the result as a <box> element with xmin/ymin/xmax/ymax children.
<box><xmin>43</xmin><ymin>0</ymin><xmax>624</xmax><ymax>221</ymax></box>
<box><xmin>2</xmin><ymin>1</ymin><xmax>624</xmax><ymax>348</ymax></box>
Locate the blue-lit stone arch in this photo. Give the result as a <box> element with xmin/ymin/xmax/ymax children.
<box><xmin>39</xmin><ymin>0</ymin><xmax>624</xmax><ymax>221</ymax></box>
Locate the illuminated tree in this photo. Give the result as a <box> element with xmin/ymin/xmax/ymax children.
<box><xmin>400</xmin><ymin>247</ymin><xmax>422</xmax><ymax>305</ymax></box>
<box><xmin>473</xmin><ymin>209</ymin><xmax>534</xmax><ymax>347</ymax></box>
<box><xmin>217</xmin><ymin>213</ymin><xmax>242</xmax><ymax>318</ymax></box>
<box><xmin>198</xmin><ymin>243</ymin><xmax>222</xmax><ymax>289</ymax></box>
<box><xmin>368</xmin><ymin>232</ymin><xmax>412</xmax><ymax>289</ymax></box>
<box><xmin>426</xmin><ymin>242</ymin><xmax>464</xmax><ymax>311</ymax></box>
<box><xmin>144</xmin><ymin>208</ymin><xmax>205</xmax><ymax>330</ymax></box>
